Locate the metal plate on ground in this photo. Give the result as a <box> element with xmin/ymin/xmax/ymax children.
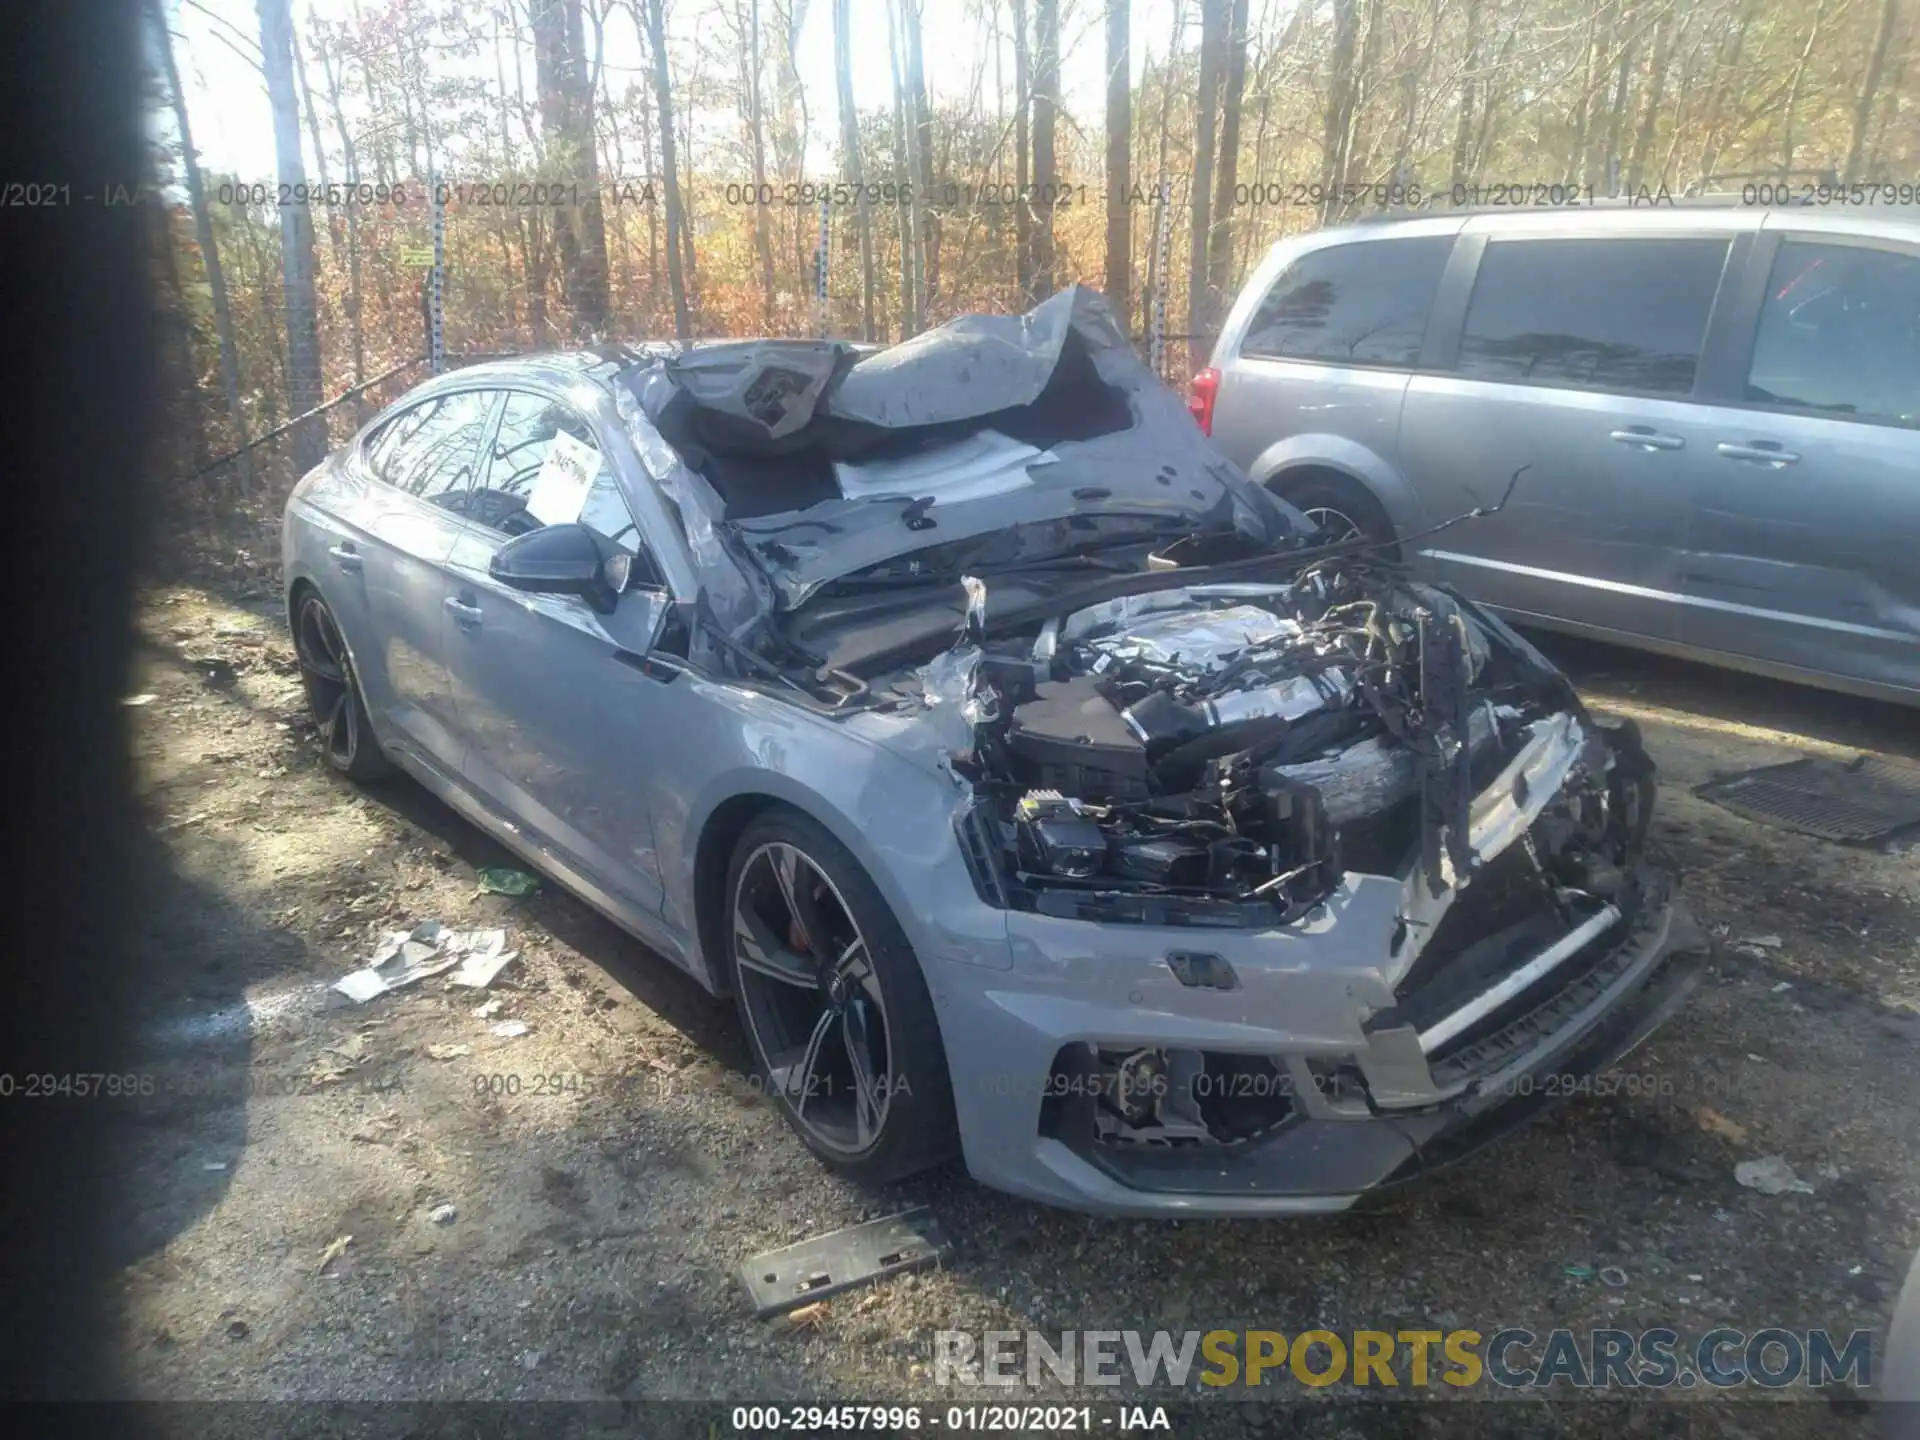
<box><xmin>1694</xmin><ymin>754</ymin><xmax>1920</xmax><ymax>843</ymax></box>
<box><xmin>740</xmin><ymin>1206</ymin><xmax>951</xmax><ymax>1318</ymax></box>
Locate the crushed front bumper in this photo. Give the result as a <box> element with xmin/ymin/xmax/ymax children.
<box><xmin>931</xmin><ymin>716</ymin><xmax>1706</xmax><ymax>1217</ymax></box>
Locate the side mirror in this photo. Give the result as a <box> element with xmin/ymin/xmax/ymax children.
<box><xmin>488</xmin><ymin>523</ymin><xmax>620</xmax><ymax>614</ymax></box>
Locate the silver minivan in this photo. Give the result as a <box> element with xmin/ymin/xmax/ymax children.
<box><xmin>1198</xmin><ymin>203</ymin><xmax>1920</xmax><ymax>704</ymax></box>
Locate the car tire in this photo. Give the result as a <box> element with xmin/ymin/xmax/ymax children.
<box><xmin>292</xmin><ymin>589</ymin><xmax>392</xmax><ymax>781</ymax></box>
<box><xmin>1273</xmin><ymin>472</ymin><xmax>1398</xmax><ymax>554</ymax></box>
<box><xmin>724</xmin><ymin>809</ymin><xmax>959</xmax><ymax>1185</ymax></box>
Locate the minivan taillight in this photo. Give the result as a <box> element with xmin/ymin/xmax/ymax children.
<box><xmin>1188</xmin><ymin>366</ymin><xmax>1220</xmax><ymax>435</ymax></box>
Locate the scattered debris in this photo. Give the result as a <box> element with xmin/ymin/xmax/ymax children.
<box><xmin>472</xmin><ymin>999</ymin><xmax>504</xmax><ymax>1020</ymax></box>
<box><xmin>318</xmin><ymin>1235</ymin><xmax>353</xmax><ymax>1275</ymax></box>
<box><xmin>1697</xmin><ymin>1108</ymin><xmax>1750</xmax><ymax>1144</ymax></box>
<box><xmin>740</xmin><ymin>1205</ymin><xmax>951</xmax><ymax>1319</ymax></box>
<box><xmin>477</xmin><ymin>867</ymin><xmax>541</xmax><ymax>898</ymax></box>
<box><xmin>1741</xmin><ymin>935</ymin><xmax>1785</xmax><ymax>950</ymax></box>
<box><xmin>1563</xmin><ymin>1264</ymin><xmax>1594</xmax><ymax>1282</ymax></box>
<box><xmin>332</xmin><ymin>923</ymin><xmax>507</xmax><ymax>1003</ymax></box>
<box><xmin>447</xmin><ymin>941</ymin><xmax>518</xmax><ymax>989</ymax></box>
<box><xmin>429</xmin><ymin>1203</ymin><xmax>458</xmax><ymax>1225</ymax></box>
<box><xmin>519</xmin><ymin>1349</ymin><xmax>544</xmax><ymax>1371</ymax></box>
<box><xmin>1735</xmin><ymin>1155</ymin><xmax>1815</xmax><ymax>1195</ymax></box>
<box><xmin>1598</xmin><ymin>1266</ymin><xmax>1629</xmax><ymax>1288</ymax></box>
<box><xmin>122</xmin><ymin>693</ymin><xmax>158</xmax><ymax>707</ymax></box>
<box><xmin>425</xmin><ymin>1043</ymin><xmax>471</xmax><ymax>1060</ymax></box>
<box><xmin>784</xmin><ymin>1302</ymin><xmax>829</xmax><ymax>1330</ymax></box>
<box><xmin>202</xmin><ymin>1160</ymin><xmax>229</xmax><ymax>1172</ymax></box>
<box><xmin>1733</xmin><ymin>934</ymin><xmax>1785</xmax><ymax>959</ymax></box>
<box><xmin>225</xmin><ymin>1320</ymin><xmax>250</xmax><ymax>1341</ymax></box>
<box><xmin>489</xmin><ymin>1020</ymin><xmax>530</xmax><ymax>1039</ymax></box>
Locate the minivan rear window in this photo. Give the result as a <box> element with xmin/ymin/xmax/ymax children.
<box><xmin>1239</xmin><ymin>236</ymin><xmax>1452</xmax><ymax>368</ymax></box>
<box><xmin>1456</xmin><ymin>236</ymin><xmax>1729</xmax><ymax>396</ymax></box>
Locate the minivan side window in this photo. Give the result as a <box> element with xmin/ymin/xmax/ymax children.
<box><xmin>1456</xmin><ymin>237</ymin><xmax>1730</xmax><ymax>397</ymax></box>
<box><xmin>1240</xmin><ymin>236</ymin><xmax>1452</xmax><ymax>367</ymax></box>
<box><xmin>1746</xmin><ymin>240</ymin><xmax>1920</xmax><ymax>429</ymax></box>
<box><xmin>365</xmin><ymin>390</ymin><xmax>497</xmax><ymax>503</ymax></box>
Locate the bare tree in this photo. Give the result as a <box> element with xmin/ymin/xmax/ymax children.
<box><xmin>1779</xmin><ymin>0</ymin><xmax>1833</xmax><ymax>180</ymax></box>
<box><xmin>1320</xmin><ymin>0</ymin><xmax>1358</xmax><ymax>220</ymax></box>
<box><xmin>886</xmin><ymin>0</ymin><xmax>922</xmax><ymax>333</ymax></box>
<box><xmin>1626</xmin><ymin>7</ymin><xmax>1677</xmax><ymax>193</ymax></box>
<box><xmin>151</xmin><ymin>0</ymin><xmax>251</xmax><ymax>487</ymax></box>
<box><xmin>1104</xmin><ymin>0</ymin><xmax>1131</xmax><ymax>329</ymax></box>
<box><xmin>1031</xmin><ymin>0</ymin><xmax>1060</xmax><ymax>299</ymax></box>
<box><xmin>901</xmin><ymin>1</ymin><xmax>939</xmax><ymax>308</ymax></box>
<box><xmin>739</xmin><ymin>0</ymin><xmax>776</xmax><ymax>328</ymax></box>
<box><xmin>1204</xmin><ymin>0</ymin><xmax>1248</xmax><ymax>348</ymax></box>
<box><xmin>258</xmin><ymin>0</ymin><xmax>325</xmax><ymax>471</ymax></box>
<box><xmin>643</xmin><ymin>0</ymin><xmax>691</xmax><ymax>337</ymax></box>
<box><xmin>1011</xmin><ymin>0</ymin><xmax>1031</xmax><ymax>299</ymax></box>
<box><xmin>1844</xmin><ymin>0</ymin><xmax>1901</xmax><ymax>182</ymax></box>
<box><xmin>1189</xmin><ymin>0</ymin><xmax>1223</xmax><ymax>350</ymax></box>
<box><xmin>1450</xmin><ymin>0</ymin><xmax>1483</xmax><ymax>191</ymax></box>
<box><xmin>532</xmin><ymin>0</ymin><xmax>612</xmax><ymax>333</ymax></box>
<box><xmin>833</xmin><ymin>0</ymin><xmax>877</xmax><ymax>340</ymax></box>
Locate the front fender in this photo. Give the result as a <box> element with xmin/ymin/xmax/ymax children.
<box><xmin>1247</xmin><ymin>432</ymin><xmax>1435</xmax><ymax>539</ymax></box>
<box><xmin>664</xmin><ymin>687</ymin><xmax>1015</xmax><ymax>982</ymax></box>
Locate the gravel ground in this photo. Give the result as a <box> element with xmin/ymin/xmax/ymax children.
<box><xmin>107</xmin><ymin>584</ymin><xmax>1920</xmax><ymax>1434</ymax></box>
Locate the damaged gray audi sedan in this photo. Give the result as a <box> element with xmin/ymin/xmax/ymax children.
<box><xmin>283</xmin><ymin>286</ymin><xmax>1704</xmax><ymax>1216</ymax></box>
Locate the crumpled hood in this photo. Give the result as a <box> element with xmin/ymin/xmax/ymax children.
<box><xmin>620</xmin><ymin>287</ymin><xmax>1298</xmax><ymax>624</ymax></box>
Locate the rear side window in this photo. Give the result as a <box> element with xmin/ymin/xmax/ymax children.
<box><xmin>1457</xmin><ymin>237</ymin><xmax>1730</xmax><ymax>396</ymax></box>
<box><xmin>1746</xmin><ymin>240</ymin><xmax>1920</xmax><ymax>428</ymax></box>
<box><xmin>1239</xmin><ymin>236</ymin><xmax>1451</xmax><ymax>367</ymax></box>
<box><xmin>367</xmin><ymin>390</ymin><xmax>497</xmax><ymax>501</ymax></box>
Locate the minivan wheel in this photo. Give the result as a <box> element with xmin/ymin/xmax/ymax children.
<box><xmin>293</xmin><ymin>592</ymin><xmax>391</xmax><ymax>780</ymax></box>
<box><xmin>724</xmin><ymin>810</ymin><xmax>958</xmax><ymax>1185</ymax></box>
<box><xmin>1274</xmin><ymin>473</ymin><xmax>1397</xmax><ymax>554</ymax></box>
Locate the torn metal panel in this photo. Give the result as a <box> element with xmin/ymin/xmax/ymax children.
<box><xmin>739</xmin><ymin>1206</ymin><xmax>951</xmax><ymax>1318</ymax></box>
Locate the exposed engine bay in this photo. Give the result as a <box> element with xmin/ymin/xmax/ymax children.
<box><xmin>930</xmin><ymin>558</ymin><xmax>1652</xmax><ymax>933</ymax></box>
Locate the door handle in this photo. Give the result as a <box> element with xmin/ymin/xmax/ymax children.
<box><xmin>327</xmin><ymin>543</ymin><xmax>363</xmax><ymax>573</ymax></box>
<box><xmin>1609</xmin><ymin>427</ymin><xmax>1686</xmax><ymax>451</ymax></box>
<box><xmin>1716</xmin><ymin>441</ymin><xmax>1800</xmax><ymax>466</ymax></box>
<box><xmin>444</xmin><ymin>595</ymin><xmax>483</xmax><ymax>628</ymax></box>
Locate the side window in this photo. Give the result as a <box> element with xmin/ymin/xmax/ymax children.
<box><xmin>1240</xmin><ymin>236</ymin><xmax>1452</xmax><ymax>367</ymax></box>
<box><xmin>1746</xmin><ymin>240</ymin><xmax>1920</xmax><ymax>428</ymax></box>
<box><xmin>366</xmin><ymin>390</ymin><xmax>496</xmax><ymax>505</ymax></box>
<box><xmin>477</xmin><ymin>392</ymin><xmax>655</xmax><ymax>573</ymax></box>
<box><xmin>1456</xmin><ymin>237</ymin><xmax>1730</xmax><ymax>396</ymax></box>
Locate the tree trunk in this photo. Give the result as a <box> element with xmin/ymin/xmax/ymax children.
<box><xmin>151</xmin><ymin>0</ymin><xmax>251</xmax><ymax>487</ymax></box>
<box><xmin>745</xmin><ymin>0</ymin><xmax>777</xmax><ymax>329</ymax></box>
<box><xmin>1780</xmin><ymin>0</ymin><xmax>1832</xmax><ymax>181</ymax></box>
<box><xmin>1104</xmin><ymin>0</ymin><xmax>1131</xmax><ymax>330</ymax></box>
<box><xmin>532</xmin><ymin>0</ymin><xmax>611</xmax><ymax>335</ymax></box>
<box><xmin>1321</xmin><ymin>0</ymin><xmax>1358</xmax><ymax>221</ymax></box>
<box><xmin>1844</xmin><ymin>0</ymin><xmax>1901</xmax><ymax>183</ymax></box>
<box><xmin>1601</xmin><ymin>19</ymin><xmax>1638</xmax><ymax>193</ymax></box>
<box><xmin>885</xmin><ymin>0</ymin><xmax>921</xmax><ymax>334</ymax></box>
<box><xmin>1144</xmin><ymin>0</ymin><xmax>1185</xmax><ymax>355</ymax></box>
<box><xmin>1450</xmin><ymin>0</ymin><xmax>1482</xmax><ymax>191</ymax></box>
<box><xmin>1625</xmin><ymin>10</ymin><xmax>1675</xmax><ymax>194</ymax></box>
<box><xmin>318</xmin><ymin>37</ymin><xmax>366</xmax><ymax>415</ymax></box>
<box><xmin>643</xmin><ymin>0</ymin><xmax>691</xmax><ymax>338</ymax></box>
<box><xmin>833</xmin><ymin>0</ymin><xmax>878</xmax><ymax>341</ymax></box>
<box><xmin>1204</xmin><ymin>0</ymin><xmax>1248</xmax><ymax>344</ymax></box>
<box><xmin>258</xmin><ymin>0</ymin><xmax>325</xmax><ymax>474</ymax></box>
<box><xmin>1030</xmin><ymin>0</ymin><xmax>1059</xmax><ymax>300</ymax></box>
<box><xmin>1011</xmin><ymin>0</ymin><xmax>1031</xmax><ymax>301</ymax></box>
<box><xmin>1189</xmin><ymin>0</ymin><xmax>1223</xmax><ymax>348</ymax></box>
<box><xmin>291</xmin><ymin>24</ymin><xmax>345</xmax><ymax>263</ymax></box>
<box><xmin>901</xmin><ymin>0</ymin><xmax>939</xmax><ymax>311</ymax></box>
<box><xmin>1393</xmin><ymin>0</ymin><xmax>1442</xmax><ymax>189</ymax></box>
<box><xmin>1695</xmin><ymin>0</ymin><xmax>1757</xmax><ymax>188</ymax></box>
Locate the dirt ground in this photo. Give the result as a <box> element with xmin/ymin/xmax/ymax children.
<box><xmin>107</xmin><ymin>580</ymin><xmax>1919</xmax><ymax>1433</ymax></box>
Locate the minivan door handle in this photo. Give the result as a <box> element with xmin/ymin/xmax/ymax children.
<box><xmin>1716</xmin><ymin>441</ymin><xmax>1800</xmax><ymax>466</ymax></box>
<box><xmin>1609</xmin><ymin>427</ymin><xmax>1686</xmax><ymax>451</ymax></box>
<box><xmin>327</xmin><ymin>542</ymin><xmax>363</xmax><ymax>573</ymax></box>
